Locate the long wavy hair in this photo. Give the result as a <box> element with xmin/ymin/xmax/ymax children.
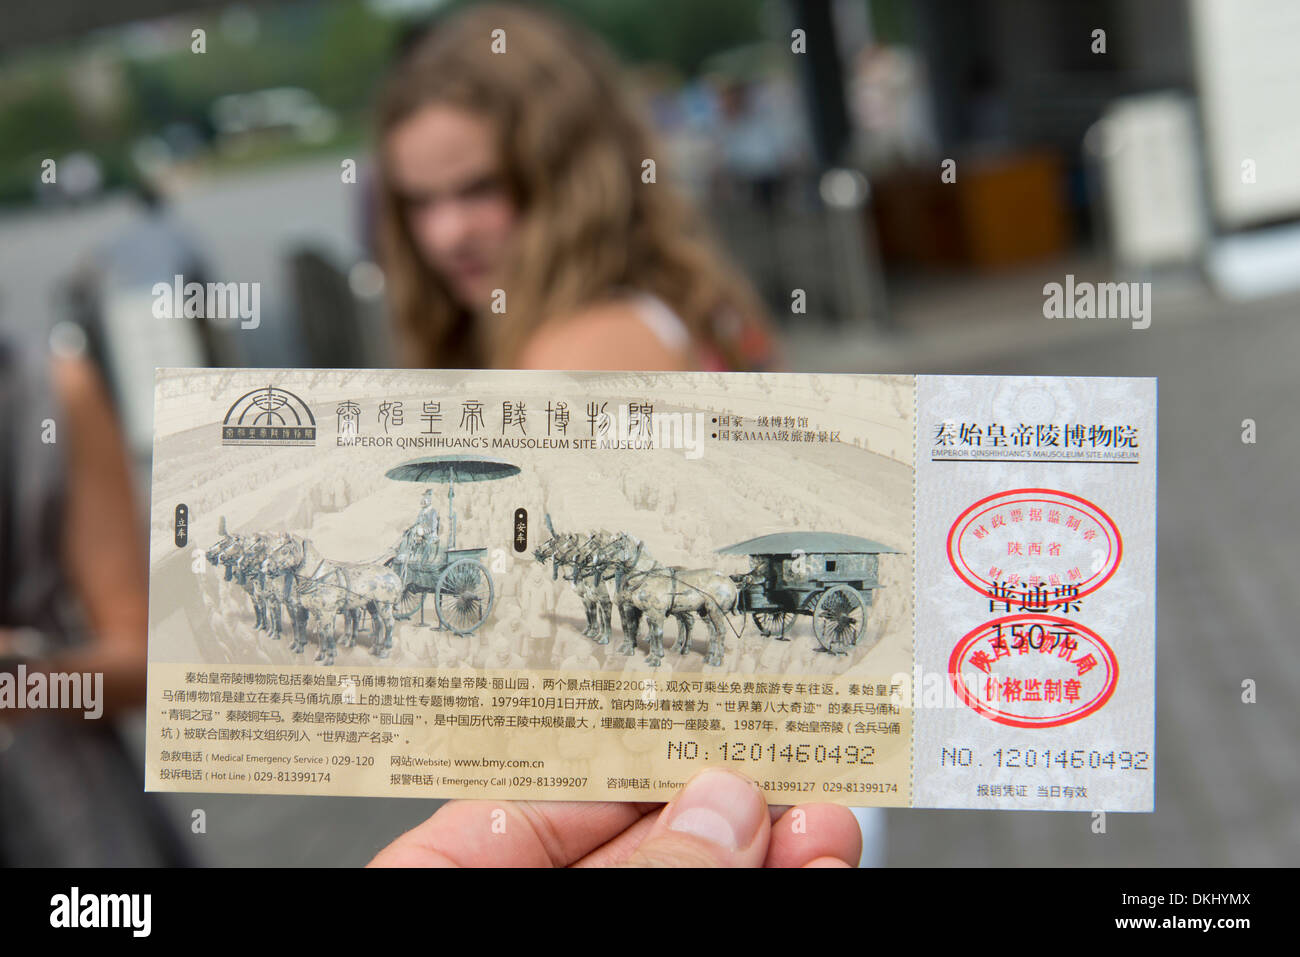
<box><xmin>374</xmin><ymin>3</ymin><xmax>775</xmax><ymax>370</ymax></box>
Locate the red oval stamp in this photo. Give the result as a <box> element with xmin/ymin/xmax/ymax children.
<box><xmin>946</xmin><ymin>488</ymin><xmax>1122</xmax><ymax>603</ymax></box>
<box><xmin>947</xmin><ymin>614</ymin><xmax>1118</xmax><ymax>728</ymax></box>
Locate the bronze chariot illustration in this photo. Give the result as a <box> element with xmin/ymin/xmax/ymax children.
<box><xmin>382</xmin><ymin>454</ymin><xmax>520</xmax><ymax>635</ymax></box>
<box><xmin>718</xmin><ymin>531</ymin><xmax>900</xmax><ymax>654</ymax></box>
<box><xmin>204</xmin><ymin>454</ymin><xmax>520</xmax><ymax>663</ymax></box>
<box><xmin>535</xmin><ymin>519</ymin><xmax>899</xmax><ymax>666</ymax></box>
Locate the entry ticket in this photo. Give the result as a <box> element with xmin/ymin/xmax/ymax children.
<box><xmin>145</xmin><ymin>369</ymin><xmax>1155</xmax><ymax>811</ymax></box>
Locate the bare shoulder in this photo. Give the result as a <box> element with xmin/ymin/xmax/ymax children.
<box><xmin>50</xmin><ymin>352</ymin><xmax>92</xmax><ymax>394</ymax></box>
<box><xmin>516</xmin><ymin>298</ymin><xmax>695</xmax><ymax>371</ymax></box>
<box><xmin>50</xmin><ymin>354</ymin><xmax>110</xmax><ymax>424</ymax></box>
<box><xmin>48</xmin><ymin>355</ymin><xmax>137</xmax><ymax>485</ymax></box>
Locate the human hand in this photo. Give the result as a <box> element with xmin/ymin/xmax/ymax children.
<box><xmin>368</xmin><ymin>768</ymin><xmax>861</xmax><ymax>867</ymax></box>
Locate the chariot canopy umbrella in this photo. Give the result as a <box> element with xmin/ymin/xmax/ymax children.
<box><xmin>384</xmin><ymin>454</ymin><xmax>520</xmax><ymax>548</ymax></box>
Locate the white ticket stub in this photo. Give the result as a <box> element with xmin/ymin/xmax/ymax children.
<box><xmin>145</xmin><ymin>369</ymin><xmax>1155</xmax><ymax>811</ymax></box>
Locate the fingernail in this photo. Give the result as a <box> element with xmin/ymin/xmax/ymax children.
<box><xmin>666</xmin><ymin>769</ymin><xmax>764</xmax><ymax>851</ymax></box>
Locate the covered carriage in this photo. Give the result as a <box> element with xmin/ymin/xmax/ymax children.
<box><xmin>717</xmin><ymin>531</ymin><xmax>900</xmax><ymax>653</ymax></box>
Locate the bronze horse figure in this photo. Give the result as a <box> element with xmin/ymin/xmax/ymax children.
<box><xmin>596</xmin><ymin>532</ymin><xmax>738</xmax><ymax>667</ymax></box>
<box><xmin>218</xmin><ymin>534</ymin><xmax>267</xmax><ymax>628</ymax></box>
<box><xmin>235</xmin><ymin>534</ymin><xmax>279</xmax><ymax>633</ymax></box>
<box><xmin>534</xmin><ymin>517</ymin><xmax>690</xmax><ymax>646</ymax></box>
<box><xmin>567</xmin><ymin>531</ymin><xmax>619</xmax><ymax>643</ymax></box>
<box><xmin>569</xmin><ymin>530</ymin><xmax>693</xmax><ymax>647</ymax></box>
<box><xmin>211</xmin><ymin>535</ymin><xmax>245</xmax><ymax>583</ymax></box>
<box><xmin>263</xmin><ymin>534</ymin><xmax>403</xmax><ymax>664</ymax></box>
<box><xmin>534</xmin><ymin>522</ymin><xmax>609</xmax><ymax>640</ymax></box>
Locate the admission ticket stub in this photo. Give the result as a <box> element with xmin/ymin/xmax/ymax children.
<box><xmin>145</xmin><ymin>370</ymin><xmax>1155</xmax><ymax>811</ymax></box>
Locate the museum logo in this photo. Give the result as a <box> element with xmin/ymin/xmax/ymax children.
<box><xmin>221</xmin><ymin>385</ymin><xmax>317</xmax><ymax>446</ymax></box>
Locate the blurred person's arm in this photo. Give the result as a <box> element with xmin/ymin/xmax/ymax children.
<box><xmin>0</xmin><ymin>356</ymin><xmax>149</xmax><ymax>719</ymax></box>
<box><xmin>516</xmin><ymin>301</ymin><xmax>694</xmax><ymax>371</ymax></box>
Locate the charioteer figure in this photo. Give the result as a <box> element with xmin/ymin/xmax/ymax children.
<box><xmin>397</xmin><ymin>489</ymin><xmax>445</xmax><ymax>575</ymax></box>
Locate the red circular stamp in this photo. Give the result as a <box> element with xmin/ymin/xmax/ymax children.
<box><xmin>946</xmin><ymin>488</ymin><xmax>1122</xmax><ymax>603</ymax></box>
<box><xmin>947</xmin><ymin>614</ymin><xmax>1118</xmax><ymax>728</ymax></box>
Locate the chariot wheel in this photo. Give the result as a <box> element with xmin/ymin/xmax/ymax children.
<box><xmin>393</xmin><ymin>585</ymin><xmax>425</xmax><ymax>621</ymax></box>
<box><xmin>752</xmin><ymin>611</ymin><xmax>793</xmax><ymax>639</ymax></box>
<box><xmin>435</xmin><ymin>558</ymin><xmax>495</xmax><ymax>635</ymax></box>
<box><xmin>812</xmin><ymin>585</ymin><xmax>867</xmax><ymax>653</ymax></box>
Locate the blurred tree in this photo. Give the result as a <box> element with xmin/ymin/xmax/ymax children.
<box><xmin>551</xmin><ymin>0</ymin><xmax>765</xmax><ymax>73</ymax></box>
<box><xmin>435</xmin><ymin>0</ymin><xmax>766</xmax><ymax>74</ymax></box>
<box><xmin>0</xmin><ymin>0</ymin><xmax>762</xmax><ymax>206</ymax></box>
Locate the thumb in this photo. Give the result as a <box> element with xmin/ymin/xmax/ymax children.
<box><xmin>624</xmin><ymin>769</ymin><xmax>770</xmax><ymax>867</ymax></box>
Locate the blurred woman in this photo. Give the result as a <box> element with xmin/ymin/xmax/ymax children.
<box><xmin>373</xmin><ymin>2</ymin><xmax>780</xmax><ymax>372</ymax></box>
<box><xmin>368</xmin><ymin>4</ymin><xmax>887</xmax><ymax>869</ymax></box>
